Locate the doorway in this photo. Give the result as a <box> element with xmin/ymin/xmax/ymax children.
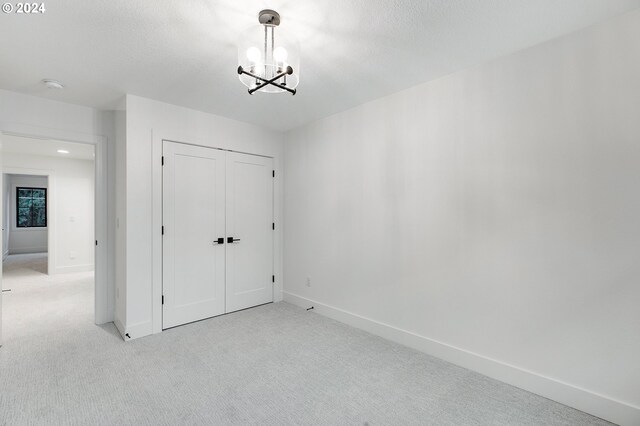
<box><xmin>1</xmin><ymin>135</ymin><xmax>96</xmax><ymax>341</ymax></box>
<box><xmin>3</xmin><ymin>173</ymin><xmax>49</xmax><ymax>279</ymax></box>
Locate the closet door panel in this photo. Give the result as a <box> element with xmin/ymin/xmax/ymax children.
<box><xmin>226</xmin><ymin>152</ymin><xmax>273</xmax><ymax>313</ymax></box>
<box><xmin>163</xmin><ymin>142</ymin><xmax>226</xmax><ymax>329</ymax></box>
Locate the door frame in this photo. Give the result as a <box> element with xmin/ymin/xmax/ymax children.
<box><xmin>152</xmin><ymin>136</ymin><xmax>282</xmax><ymax>335</ymax></box>
<box><xmin>0</xmin><ymin>124</ymin><xmax>111</xmax><ymax>326</ymax></box>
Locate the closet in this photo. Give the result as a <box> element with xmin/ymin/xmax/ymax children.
<box><xmin>161</xmin><ymin>141</ymin><xmax>273</xmax><ymax>329</ymax></box>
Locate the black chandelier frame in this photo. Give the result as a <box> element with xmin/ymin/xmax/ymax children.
<box><xmin>237</xmin><ymin>65</ymin><xmax>296</xmax><ymax>96</ymax></box>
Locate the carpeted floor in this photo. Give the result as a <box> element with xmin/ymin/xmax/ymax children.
<box><xmin>0</xmin><ymin>254</ymin><xmax>611</xmax><ymax>425</ymax></box>
<box><xmin>1</xmin><ymin>253</ymin><xmax>93</xmax><ymax>342</ymax></box>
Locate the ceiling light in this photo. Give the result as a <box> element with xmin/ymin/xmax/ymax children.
<box><xmin>237</xmin><ymin>10</ymin><xmax>300</xmax><ymax>95</ymax></box>
<box><xmin>43</xmin><ymin>79</ymin><xmax>65</xmax><ymax>89</ymax></box>
<box><xmin>57</xmin><ymin>149</ymin><xmax>69</xmax><ymax>154</ymax></box>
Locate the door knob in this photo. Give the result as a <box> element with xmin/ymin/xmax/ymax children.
<box><xmin>213</xmin><ymin>237</ymin><xmax>224</xmax><ymax>245</ymax></box>
<box><xmin>227</xmin><ymin>237</ymin><xmax>241</xmax><ymax>244</ymax></box>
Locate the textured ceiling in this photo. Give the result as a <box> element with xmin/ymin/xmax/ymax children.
<box><xmin>1</xmin><ymin>0</ymin><xmax>639</xmax><ymax>131</ymax></box>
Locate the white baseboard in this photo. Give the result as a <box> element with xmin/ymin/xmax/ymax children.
<box><xmin>113</xmin><ymin>317</ymin><xmax>126</xmax><ymax>341</ymax></box>
<box><xmin>8</xmin><ymin>247</ymin><xmax>47</xmax><ymax>255</ymax></box>
<box><xmin>284</xmin><ymin>292</ymin><xmax>640</xmax><ymax>426</ymax></box>
<box><xmin>122</xmin><ymin>320</ymin><xmax>153</xmax><ymax>341</ymax></box>
<box><xmin>53</xmin><ymin>264</ymin><xmax>94</xmax><ymax>274</ymax></box>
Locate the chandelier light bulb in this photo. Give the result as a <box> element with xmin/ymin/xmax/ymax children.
<box><xmin>253</xmin><ymin>61</ymin><xmax>264</xmax><ymax>75</ymax></box>
<box><xmin>246</xmin><ymin>47</ymin><xmax>262</xmax><ymax>63</ymax></box>
<box><xmin>273</xmin><ymin>47</ymin><xmax>288</xmax><ymax>62</ymax></box>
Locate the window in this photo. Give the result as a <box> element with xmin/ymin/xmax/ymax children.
<box><xmin>16</xmin><ymin>187</ymin><xmax>47</xmax><ymax>228</ymax></box>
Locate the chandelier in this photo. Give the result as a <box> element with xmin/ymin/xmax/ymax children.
<box><xmin>237</xmin><ymin>10</ymin><xmax>300</xmax><ymax>95</ymax></box>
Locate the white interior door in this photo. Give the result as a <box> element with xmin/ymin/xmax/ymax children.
<box><xmin>225</xmin><ymin>152</ymin><xmax>274</xmax><ymax>313</ymax></box>
<box><xmin>162</xmin><ymin>142</ymin><xmax>226</xmax><ymax>329</ymax></box>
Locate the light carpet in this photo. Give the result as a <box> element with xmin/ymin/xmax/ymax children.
<box><xmin>0</xmin><ymin>254</ymin><xmax>611</xmax><ymax>425</ymax></box>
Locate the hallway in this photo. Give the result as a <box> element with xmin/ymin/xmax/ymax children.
<box><xmin>1</xmin><ymin>253</ymin><xmax>94</xmax><ymax>342</ymax></box>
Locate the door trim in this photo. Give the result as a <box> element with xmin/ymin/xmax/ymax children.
<box><xmin>164</xmin><ymin>139</ymin><xmax>274</xmax><ymax>159</ymax></box>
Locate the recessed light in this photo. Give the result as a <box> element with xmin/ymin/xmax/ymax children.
<box><xmin>57</xmin><ymin>149</ymin><xmax>69</xmax><ymax>154</ymax></box>
<box><xmin>43</xmin><ymin>79</ymin><xmax>65</xmax><ymax>89</ymax></box>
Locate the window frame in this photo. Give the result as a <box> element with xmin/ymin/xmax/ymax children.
<box><xmin>16</xmin><ymin>186</ymin><xmax>48</xmax><ymax>228</ymax></box>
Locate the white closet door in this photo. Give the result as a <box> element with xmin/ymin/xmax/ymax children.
<box><xmin>163</xmin><ymin>142</ymin><xmax>226</xmax><ymax>329</ymax></box>
<box><xmin>225</xmin><ymin>152</ymin><xmax>274</xmax><ymax>313</ymax></box>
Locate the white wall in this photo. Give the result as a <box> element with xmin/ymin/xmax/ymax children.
<box><xmin>3</xmin><ymin>154</ymin><xmax>94</xmax><ymax>273</ymax></box>
<box><xmin>284</xmin><ymin>10</ymin><xmax>640</xmax><ymax>426</ymax></box>
<box><xmin>119</xmin><ymin>95</ymin><xmax>284</xmax><ymax>339</ymax></box>
<box><xmin>7</xmin><ymin>174</ymin><xmax>48</xmax><ymax>254</ymax></box>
